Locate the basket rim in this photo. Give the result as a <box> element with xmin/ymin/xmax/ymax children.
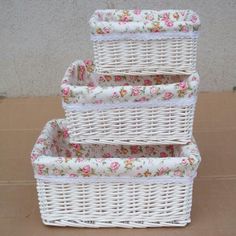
<box><xmin>35</xmin><ymin>174</ymin><xmax>196</xmax><ymax>184</ymax></box>
<box><xmin>89</xmin><ymin>9</ymin><xmax>200</xmax><ymax>35</ymax></box>
<box><xmin>31</xmin><ymin>119</ymin><xmax>201</xmax><ymax>179</ymax></box>
<box><xmin>61</xmin><ymin>60</ymin><xmax>200</xmax><ymax>106</ymax></box>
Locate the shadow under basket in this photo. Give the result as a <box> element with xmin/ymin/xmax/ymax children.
<box><xmin>31</xmin><ymin>120</ymin><xmax>201</xmax><ymax>228</ymax></box>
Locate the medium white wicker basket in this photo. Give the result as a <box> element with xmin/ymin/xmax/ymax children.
<box><xmin>61</xmin><ymin>60</ymin><xmax>200</xmax><ymax>145</ymax></box>
<box><xmin>89</xmin><ymin>9</ymin><xmax>200</xmax><ymax>75</ymax></box>
<box><xmin>31</xmin><ymin>119</ymin><xmax>201</xmax><ymax>228</ymax></box>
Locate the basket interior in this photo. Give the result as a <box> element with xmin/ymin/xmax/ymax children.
<box><xmin>69</xmin><ymin>60</ymin><xmax>187</xmax><ymax>87</ymax></box>
<box><xmin>44</xmin><ymin>120</ymin><xmax>182</xmax><ymax>159</ymax></box>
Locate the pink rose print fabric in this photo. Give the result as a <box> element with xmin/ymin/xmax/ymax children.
<box><xmin>61</xmin><ymin>60</ymin><xmax>200</xmax><ymax>106</ymax></box>
<box><xmin>31</xmin><ymin>120</ymin><xmax>201</xmax><ymax>179</ymax></box>
<box><xmin>89</xmin><ymin>9</ymin><xmax>200</xmax><ymax>35</ymax></box>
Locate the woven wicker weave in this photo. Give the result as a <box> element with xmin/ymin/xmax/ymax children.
<box><xmin>93</xmin><ymin>37</ymin><xmax>198</xmax><ymax>75</ymax></box>
<box><xmin>66</xmin><ymin>105</ymin><xmax>195</xmax><ymax>145</ymax></box>
<box><xmin>37</xmin><ymin>179</ymin><xmax>193</xmax><ymax>228</ymax></box>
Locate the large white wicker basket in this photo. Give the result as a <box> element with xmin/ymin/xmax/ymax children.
<box><xmin>61</xmin><ymin>60</ymin><xmax>200</xmax><ymax>145</ymax></box>
<box><xmin>31</xmin><ymin>119</ymin><xmax>201</xmax><ymax>228</ymax></box>
<box><xmin>89</xmin><ymin>9</ymin><xmax>200</xmax><ymax>75</ymax></box>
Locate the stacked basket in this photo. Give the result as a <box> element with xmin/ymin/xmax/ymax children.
<box><xmin>31</xmin><ymin>9</ymin><xmax>201</xmax><ymax>228</ymax></box>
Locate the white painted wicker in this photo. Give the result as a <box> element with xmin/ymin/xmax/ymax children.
<box><xmin>92</xmin><ymin>36</ymin><xmax>198</xmax><ymax>75</ymax></box>
<box><xmin>66</xmin><ymin>105</ymin><xmax>195</xmax><ymax>145</ymax></box>
<box><xmin>36</xmin><ymin>178</ymin><xmax>193</xmax><ymax>228</ymax></box>
<box><xmin>90</xmin><ymin>10</ymin><xmax>200</xmax><ymax>75</ymax></box>
<box><xmin>61</xmin><ymin>60</ymin><xmax>199</xmax><ymax>145</ymax></box>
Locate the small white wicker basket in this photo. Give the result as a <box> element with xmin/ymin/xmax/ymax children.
<box><xmin>31</xmin><ymin>119</ymin><xmax>201</xmax><ymax>228</ymax></box>
<box><xmin>61</xmin><ymin>60</ymin><xmax>200</xmax><ymax>145</ymax></box>
<box><xmin>89</xmin><ymin>9</ymin><xmax>200</xmax><ymax>75</ymax></box>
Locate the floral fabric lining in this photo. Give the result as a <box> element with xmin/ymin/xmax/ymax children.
<box><xmin>61</xmin><ymin>59</ymin><xmax>200</xmax><ymax>105</ymax></box>
<box><xmin>31</xmin><ymin>120</ymin><xmax>201</xmax><ymax>178</ymax></box>
<box><xmin>89</xmin><ymin>9</ymin><xmax>200</xmax><ymax>35</ymax></box>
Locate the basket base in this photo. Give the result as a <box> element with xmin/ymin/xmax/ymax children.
<box><xmin>69</xmin><ymin>137</ymin><xmax>191</xmax><ymax>145</ymax></box>
<box><xmin>42</xmin><ymin>219</ymin><xmax>190</xmax><ymax>228</ymax></box>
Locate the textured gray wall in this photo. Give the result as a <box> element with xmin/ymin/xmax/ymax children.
<box><xmin>1</xmin><ymin>0</ymin><xmax>236</xmax><ymax>97</ymax></box>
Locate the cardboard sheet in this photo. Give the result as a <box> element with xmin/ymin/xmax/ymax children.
<box><xmin>0</xmin><ymin>92</ymin><xmax>236</xmax><ymax>235</ymax></box>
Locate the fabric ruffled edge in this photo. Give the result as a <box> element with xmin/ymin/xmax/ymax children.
<box><xmin>61</xmin><ymin>59</ymin><xmax>200</xmax><ymax>105</ymax></box>
<box><xmin>31</xmin><ymin>119</ymin><xmax>201</xmax><ymax>179</ymax></box>
<box><xmin>89</xmin><ymin>9</ymin><xmax>200</xmax><ymax>35</ymax></box>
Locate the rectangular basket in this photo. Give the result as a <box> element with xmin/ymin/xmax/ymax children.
<box><xmin>31</xmin><ymin>119</ymin><xmax>201</xmax><ymax>228</ymax></box>
<box><xmin>89</xmin><ymin>9</ymin><xmax>200</xmax><ymax>75</ymax></box>
<box><xmin>61</xmin><ymin>60</ymin><xmax>200</xmax><ymax>145</ymax></box>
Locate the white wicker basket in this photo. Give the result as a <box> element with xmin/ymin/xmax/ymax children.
<box><xmin>61</xmin><ymin>60</ymin><xmax>200</xmax><ymax>145</ymax></box>
<box><xmin>31</xmin><ymin>119</ymin><xmax>201</xmax><ymax>228</ymax></box>
<box><xmin>89</xmin><ymin>9</ymin><xmax>200</xmax><ymax>75</ymax></box>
